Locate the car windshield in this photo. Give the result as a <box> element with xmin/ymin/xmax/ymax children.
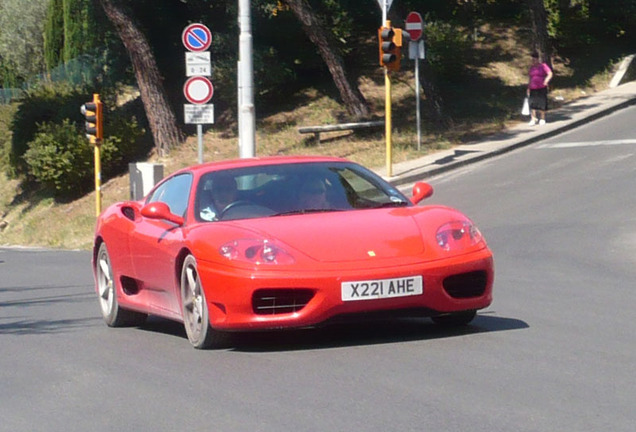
<box><xmin>195</xmin><ymin>161</ymin><xmax>411</xmax><ymax>222</ymax></box>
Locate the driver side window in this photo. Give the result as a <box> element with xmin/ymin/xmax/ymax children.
<box><xmin>147</xmin><ymin>173</ymin><xmax>193</xmax><ymax>217</ymax></box>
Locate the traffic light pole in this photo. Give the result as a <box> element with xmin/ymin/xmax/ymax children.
<box><xmin>379</xmin><ymin>20</ymin><xmax>401</xmax><ymax>178</ymax></box>
<box><xmin>91</xmin><ymin>93</ymin><xmax>103</xmax><ymax>217</ymax></box>
<box><xmin>81</xmin><ymin>93</ymin><xmax>103</xmax><ymax>216</ymax></box>
<box><xmin>94</xmin><ymin>144</ymin><xmax>102</xmax><ymax>216</ymax></box>
<box><xmin>385</xmin><ymin>65</ymin><xmax>392</xmax><ymax>177</ymax></box>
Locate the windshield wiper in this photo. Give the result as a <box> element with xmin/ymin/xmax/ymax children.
<box><xmin>272</xmin><ymin>208</ymin><xmax>343</xmax><ymax>216</ymax></box>
<box><xmin>373</xmin><ymin>201</ymin><xmax>409</xmax><ymax>208</ymax></box>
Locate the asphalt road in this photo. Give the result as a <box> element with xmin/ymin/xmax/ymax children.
<box><xmin>2</xmin><ymin>106</ymin><xmax>635</xmax><ymax>431</ymax></box>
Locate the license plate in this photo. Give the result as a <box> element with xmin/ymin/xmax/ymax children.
<box><xmin>341</xmin><ymin>276</ymin><xmax>423</xmax><ymax>301</ymax></box>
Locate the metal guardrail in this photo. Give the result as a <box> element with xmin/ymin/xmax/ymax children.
<box><xmin>1</xmin><ymin>53</ymin><xmax>103</xmax><ymax>105</ymax></box>
<box><xmin>0</xmin><ymin>88</ymin><xmax>23</xmax><ymax>105</ymax></box>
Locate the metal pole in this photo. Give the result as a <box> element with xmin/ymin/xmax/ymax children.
<box><xmin>384</xmin><ymin>16</ymin><xmax>393</xmax><ymax>178</ymax></box>
<box><xmin>94</xmin><ymin>145</ymin><xmax>102</xmax><ymax>216</ymax></box>
<box><xmin>415</xmin><ymin>49</ymin><xmax>422</xmax><ymax>151</ymax></box>
<box><xmin>238</xmin><ymin>0</ymin><xmax>255</xmax><ymax>158</ymax></box>
<box><xmin>385</xmin><ymin>63</ymin><xmax>392</xmax><ymax>178</ymax></box>
<box><xmin>197</xmin><ymin>124</ymin><xmax>203</xmax><ymax>164</ymax></box>
<box><xmin>382</xmin><ymin>0</ymin><xmax>387</xmax><ymax>23</ymax></box>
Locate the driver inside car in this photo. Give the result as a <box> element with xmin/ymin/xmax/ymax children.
<box><xmin>199</xmin><ymin>175</ymin><xmax>238</xmax><ymax>221</ymax></box>
<box><xmin>298</xmin><ymin>177</ymin><xmax>330</xmax><ymax>210</ymax></box>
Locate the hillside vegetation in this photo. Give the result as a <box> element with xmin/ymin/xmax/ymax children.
<box><xmin>0</xmin><ymin>23</ymin><xmax>625</xmax><ymax>250</ymax></box>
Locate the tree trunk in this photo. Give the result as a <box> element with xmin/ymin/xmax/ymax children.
<box><xmin>527</xmin><ymin>0</ymin><xmax>552</xmax><ymax>68</ymax></box>
<box><xmin>282</xmin><ymin>0</ymin><xmax>370</xmax><ymax>120</ymax></box>
<box><xmin>97</xmin><ymin>0</ymin><xmax>184</xmax><ymax>156</ymax></box>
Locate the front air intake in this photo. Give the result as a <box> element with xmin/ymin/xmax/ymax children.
<box><xmin>252</xmin><ymin>289</ymin><xmax>314</xmax><ymax>315</ymax></box>
<box><xmin>443</xmin><ymin>271</ymin><xmax>488</xmax><ymax>298</ymax></box>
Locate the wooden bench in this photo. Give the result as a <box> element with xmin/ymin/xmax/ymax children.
<box><xmin>298</xmin><ymin>120</ymin><xmax>384</xmax><ymax>143</ymax></box>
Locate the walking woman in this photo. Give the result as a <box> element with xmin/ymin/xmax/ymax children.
<box><xmin>527</xmin><ymin>51</ymin><xmax>553</xmax><ymax>125</ymax></box>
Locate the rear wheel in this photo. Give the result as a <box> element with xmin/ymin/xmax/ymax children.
<box><xmin>96</xmin><ymin>243</ymin><xmax>147</xmax><ymax>327</ymax></box>
<box><xmin>431</xmin><ymin>310</ymin><xmax>477</xmax><ymax>326</ymax></box>
<box><xmin>180</xmin><ymin>254</ymin><xmax>223</xmax><ymax>349</ymax></box>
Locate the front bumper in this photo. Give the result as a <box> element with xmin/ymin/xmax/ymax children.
<box><xmin>198</xmin><ymin>248</ymin><xmax>494</xmax><ymax>331</ymax></box>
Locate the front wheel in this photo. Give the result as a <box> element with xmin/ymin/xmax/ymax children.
<box><xmin>96</xmin><ymin>242</ymin><xmax>147</xmax><ymax>327</ymax></box>
<box><xmin>431</xmin><ymin>310</ymin><xmax>477</xmax><ymax>327</ymax></box>
<box><xmin>180</xmin><ymin>254</ymin><xmax>223</xmax><ymax>349</ymax></box>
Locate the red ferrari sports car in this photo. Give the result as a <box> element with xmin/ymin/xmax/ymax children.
<box><xmin>93</xmin><ymin>156</ymin><xmax>493</xmax><ymax>348</ymax></box>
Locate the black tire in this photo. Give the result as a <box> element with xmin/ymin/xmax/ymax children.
<box><xmin>431</xmin><ymin>310</ymin><xmax>477</xmax><ymax>327</ymax></box>
<box><xmin>96</xmin><ymin>243</ymin><xmax>147</xmax><ymax>327</ymax></box>
<box><xmin>180</xmin><ymin>254</ymin><xmax>223</xmax><ymax>349</ymax></box>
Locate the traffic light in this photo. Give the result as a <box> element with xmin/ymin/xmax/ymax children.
<box><xmin>81</xmin><ymin>94</ymin><xmax>103</xmax><ymax>144</ymax></box>
<box><xmin>378</xmin><ymin>24</ymin><xmax>403</xmax><ymax>71</ymax></box>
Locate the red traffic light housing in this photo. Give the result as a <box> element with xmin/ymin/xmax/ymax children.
<box><xmin>81</xmin><ymin>94</ymin><xmax>103</xmax><ymax>144</ymax></box>
<box><xmin>378</xmin><ymin>24</ymin><xmax>403</xmax><ymax>71</ymax></box>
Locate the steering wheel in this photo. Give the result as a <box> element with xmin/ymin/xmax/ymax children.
<box><xmin>219</xmin><ymin>200</ymin><xmax>253</xmax><ymax>219</ymax></box>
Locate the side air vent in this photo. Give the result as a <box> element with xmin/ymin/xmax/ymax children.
<box><xmin>443</xmin><ymin>271</ymin><xmax>488</xmax><ymax>299</ymax></box>
<box><xmin>120</xmin><ymin>276</ymin><xmax>141</xmax><ymax>295</ymax></box>
<box><xmin>252</xmin><ymin>289</ymin><xmax>314</xmax><ymax>315</ymax></box>
<box><xmin>122</xmin><ymin>206</ymin><xmax>136</xmax><ymax>221</ymax></box>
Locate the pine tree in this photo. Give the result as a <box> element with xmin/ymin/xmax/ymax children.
<box><xmin>43</xmin><ymin>0</ymin><xmax>65</xmax><ymax>71</ymax></box>
<box><xmin>63</xmin><ymin>0</ymin><xmax>91</xmax><ymax>62</ymax></box>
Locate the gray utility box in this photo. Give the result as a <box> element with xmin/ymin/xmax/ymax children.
<box><xmin>129</xmin><ymin>163</ymin><xmax>164</xmax><ymax>200</ymax></box>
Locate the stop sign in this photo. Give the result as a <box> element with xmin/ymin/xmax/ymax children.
<box><xmin>405</xmin><ymin>12</ymin><xmax>423</xmax><ymax>41</ymax></box>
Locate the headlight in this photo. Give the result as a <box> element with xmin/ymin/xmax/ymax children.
<box><xmin>219</xmin><ymin>239</ymin><xmax>295</xmax><ymax>265</ymax></box>
<box><xmin>436</xmin><ymin>220</ymin><xmax>483</xmax><ymax>252</ymax></box>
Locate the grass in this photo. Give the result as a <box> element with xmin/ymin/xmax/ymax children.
<box><xmin>0</xmin><ymin>23</ymin><xmax>628</xmax><ymax>250</ymax></box>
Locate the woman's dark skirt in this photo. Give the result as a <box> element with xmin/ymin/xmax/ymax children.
<box><xmin>529</xmin><ymin>87</ymin><xmax>548</xmax><ymax>111</ymax></box>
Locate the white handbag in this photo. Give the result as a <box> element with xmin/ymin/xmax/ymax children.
<box><xmin>521</xmin><ymin>97</ymin><xmax>530</xmax><ymax>116</ymax></box>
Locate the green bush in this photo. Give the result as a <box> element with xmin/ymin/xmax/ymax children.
<box><xmin>24</xmin><ymin>119</ymin><xmax>94</xmax><ymax>198</ymax></box>
<box><xmin>424</xmin><ymin>20</ymin><xmax>473</xmax><ymax>83</ymax></box>
<box><xmin>0</xmin><ymin>104</ymin><xmax>18</xmax><ymax>173</ymax></box>
<box><xmin>10</xmin><ymin>83</ymin><xmax>93</xmax><ymax>177</ymax></box>
<box><xmin>100</xmin><ymin>114</ymin><xmax>149</xmax><ymax>178</ymax></box>
<box><xmin>8</xmin><ymin>81</ymin><xmax>153</xmax><ymax>191</ymax></box>
<box><xmin>23</xmin><ymin>113</ymin><xmax>150</xmax><ymax>200</ymax></box>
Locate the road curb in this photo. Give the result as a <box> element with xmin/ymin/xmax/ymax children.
<box><xmin>387</xmin><ymin>91</ymin><xmax>636</xmax><ymax>187</ymax></box>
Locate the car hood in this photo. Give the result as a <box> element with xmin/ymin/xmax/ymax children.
<box><xmin>226</xmin><ymin>208</ymin><xmax>427</xmax><ymax>263</ymax></box>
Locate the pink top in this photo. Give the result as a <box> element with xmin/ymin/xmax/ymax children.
<box><xmin>528</xmin><ymin>63</ymin><xmax>551</xmax><ymax>89</ymax></box>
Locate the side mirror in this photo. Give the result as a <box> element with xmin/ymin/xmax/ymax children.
<box><xmin>140</xmin><ymin>202</ymin><xmax>184</xmax><ymax>226</ymax></box>
<box><xmin>410</xmin><ymin>182</ymin><xmax>434</xmax><ymax>204</ymax></box>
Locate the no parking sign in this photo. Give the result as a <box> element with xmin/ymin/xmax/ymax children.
<box><xmin>182</xmin><ymin>23</ymin><xmax>212</xmax><ymax>52</ymax></box>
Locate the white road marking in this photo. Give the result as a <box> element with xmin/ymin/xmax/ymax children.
<box><xmin>537</xmin><ymin>139</ymin><xmax>636</xmax><ymax>149</ymax></box>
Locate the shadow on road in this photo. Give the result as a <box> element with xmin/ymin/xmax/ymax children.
<box><xmin>0</xmin><ymin>316</ymin><xmax>101</xmax><ymax>335</ymax></box>
<box><xmin>136</xmin><ymin>312</ymin><xmax>528</xmax><ymax>352</ymax></box>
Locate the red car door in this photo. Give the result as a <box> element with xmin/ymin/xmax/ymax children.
<box><xmin>129</xmin><ymin>173</ymin><xmax>193</xmax><ymax>319</ymax></box>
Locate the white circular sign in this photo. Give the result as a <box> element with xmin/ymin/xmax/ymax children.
<box><xmin>183</xmin><ymin>76</ymin><xmax>214</xmax><ymax>104</ymax></box>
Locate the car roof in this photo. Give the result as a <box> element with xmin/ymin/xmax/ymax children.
<box><xmin>172</xmin><ymin>155</ymin><xmax>352</xmax><ymax>176</ymax></box>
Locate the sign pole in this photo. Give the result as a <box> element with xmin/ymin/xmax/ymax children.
<box><xmin>405</xmin><ymin>12</ymin><xmax>424</xmax><ymax>151</ymax></box>
<box><xmin>197</xmin><ymin>125</ymin><xmax>203</xmax><ymax>164</ymax></box>
<box><xmin>415</xmin><ymin>49</ymin><xmax>421</xmax><ymax>151</ymax></box>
